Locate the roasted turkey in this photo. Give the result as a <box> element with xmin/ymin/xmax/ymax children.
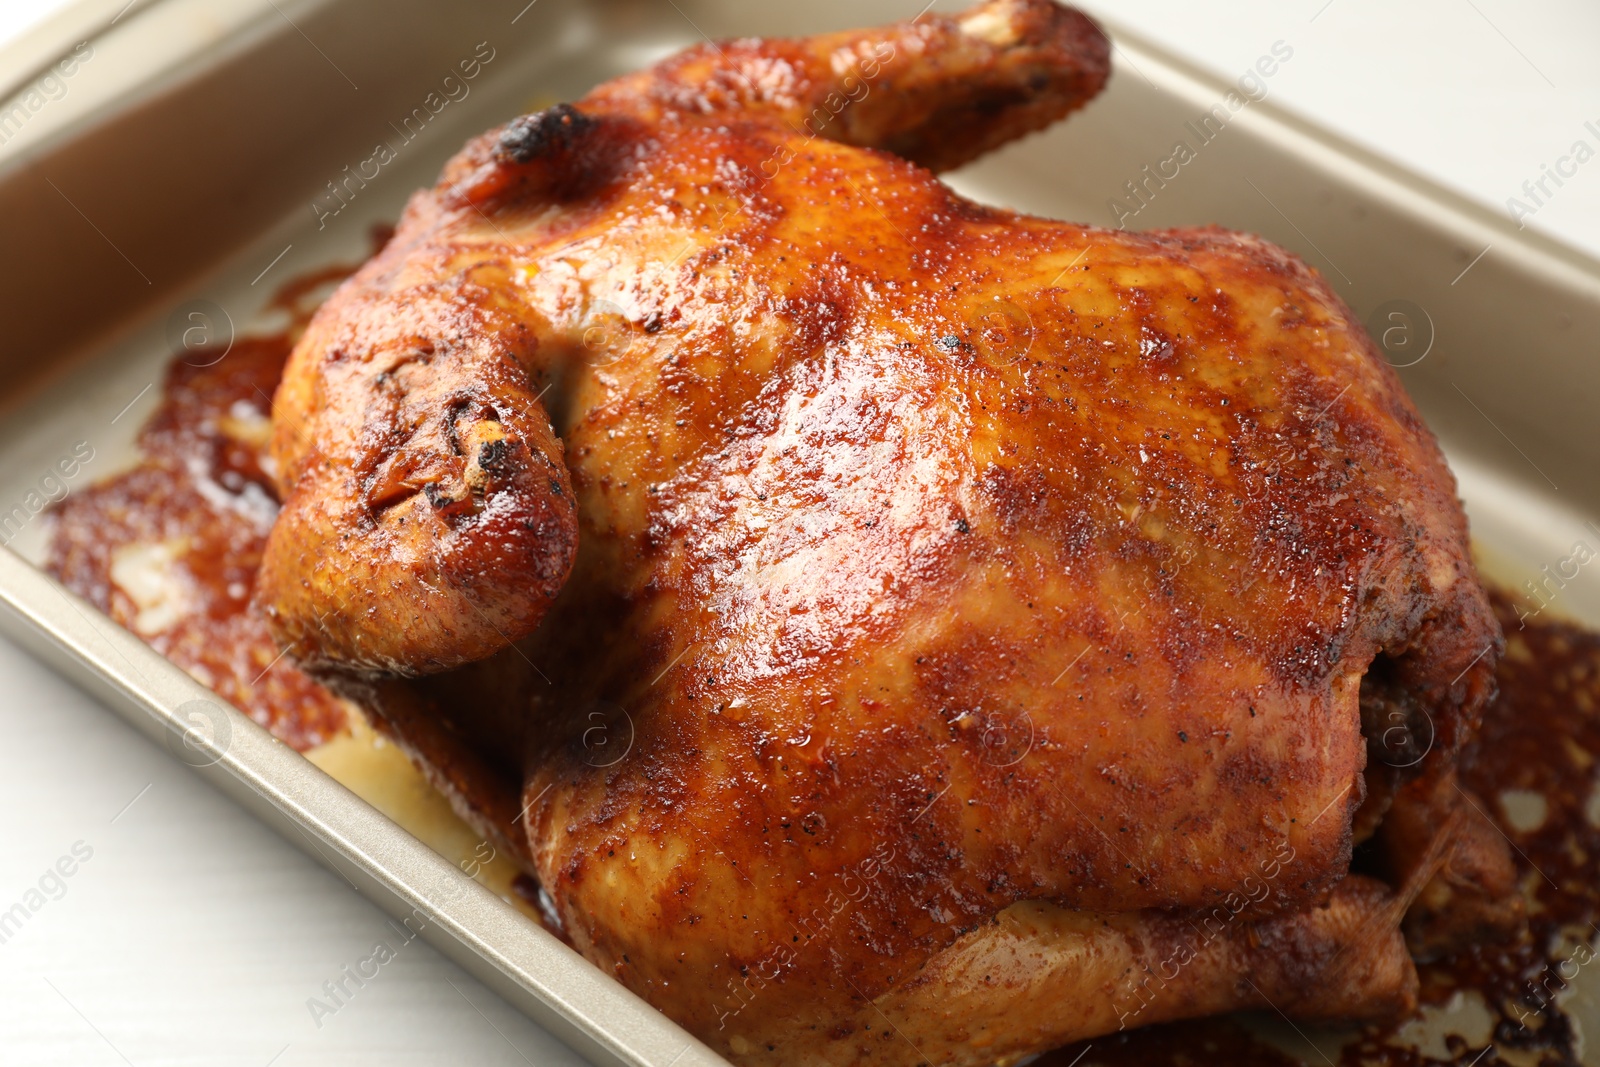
<box><xmin>257</xmin><ymin>1</ymin><xmax>1519</xmax><ymax>1062</ymax></box>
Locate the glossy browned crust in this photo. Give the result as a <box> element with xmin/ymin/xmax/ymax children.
<box><xmin>267</xmin><ymin>0</ymin><xmax>1504</xmax><ymax>1061</ymax></box>
<box><xmin>840</xmin><ymin>875</ymin><xmax>1417</xmax><ymax>1067</ymax></box>
<box><xmin>259</xmin><ymin>220</ymin><xmax>579</xmax><ymax>674</ymax></box>
<box><xmin>583</xmin><ymin>0</ymin><xmax>1111</xmax><ymax>173</ymax></box>
<box><xmin>258</xmin><ymin>0</ymin><xmax>1108</xmax><ymax>676</ymax></box>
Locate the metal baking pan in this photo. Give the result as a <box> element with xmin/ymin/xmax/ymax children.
<box><xmin>0</xmin><ymin>0</ymin><xmax>1596</xmax><ymax>1064</ymax></box>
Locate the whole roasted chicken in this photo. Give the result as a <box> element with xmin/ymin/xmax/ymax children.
<box><xmin>258</xmin><ymin>1</ymin><xmax>1519</xmax><ymax>1062</ymax></box>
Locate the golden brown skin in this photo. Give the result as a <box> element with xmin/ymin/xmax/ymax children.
<box><xmin>265</xmin><ymin>1</ymin><xmax>1509</xmax><ymax>1062</ymax></box>
<box><xmin>856</xmin><ymin>875</ymin><xmax>1418</xmax><ymax>1065</ymax></box>
<box><xmin>260</xmin><ymin>194</ymin><xmax>580</xmax><ymax>673</ymax></box>
<box><xmin>259</xmin><ymin>0</ymin><xmax>1109</xmax><ymax>674</ymax></box>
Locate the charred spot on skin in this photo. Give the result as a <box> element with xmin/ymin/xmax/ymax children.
<box><xmin>423</xmin><ymin>482</ymin><xmax>455</xmax><ymax>509</ymax></box>
<box><xmin>443</xmin><ymin>403</ymin><xmax>469</xmax><ymax>457</ymax></box>
<box><xmin>477</xmin><ymin>437</ymin><xmax>510</xmax><ymax>473</ymax></box>
<box><xmin>496</xmin><ymin>103</ymin><xmax>597</xmax><ymax>164</ymax></box>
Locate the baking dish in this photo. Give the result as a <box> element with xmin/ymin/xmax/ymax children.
<box><xmin>1</xmin><ymin>1</ymin><xmax>1596</xmax><ymax>1064</ymax></box>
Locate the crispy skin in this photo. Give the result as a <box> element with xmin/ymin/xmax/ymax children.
<box><xmin>266</xmin><ymin>0</ymin><xmax>1507</xmax><ymax>1061</ymax></box>
<box><xmin>854</xmin><ymin>875</ymin><xmax>1417</xmax><ymax>1065</ymax></box>
<box><xmin>259</xmin><ymin>206</ymin><xmax>579</xmax><ymax>673</ymax></box>
<box><xmin>582</xmin><ymin>0</ymin><xmax>1111</xmax><ymax>173</ymax></box>
<box><xmin>258</xmin><ymin>0</ymin><xmax>1109</xmax><ymax>673</ymax></box>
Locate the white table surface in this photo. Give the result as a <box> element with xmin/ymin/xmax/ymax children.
<box><xmin>0</xmin><ymin>1</ymin><xmax>1596</xmax><ymax>1065</ymax></box>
